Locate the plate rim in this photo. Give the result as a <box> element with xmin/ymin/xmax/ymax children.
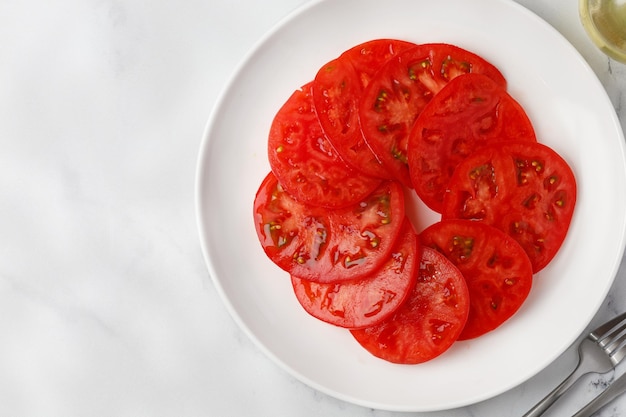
<box><xmin>195</xmin><ymin>0</ymin><xmax>626</xmax><ymax>411</ymax></box>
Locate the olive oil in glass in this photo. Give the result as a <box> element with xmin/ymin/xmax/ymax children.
<box><xmin>580</xmin><ymin>0</ymin><xmax>626</xmax><ymax>63</ymax></box>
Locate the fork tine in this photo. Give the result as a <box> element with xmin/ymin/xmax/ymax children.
<box><xmin>609</xmin><ymin>335</ymin><xmax>626</xmax><ymax>365</ymax></box>
<box><xmin>611</xmin><ymin>345</ymin><xmax>626</xmax><ymax>365</ymax></box>
<box><xmin>589</xmin><ymin>311</ymin><xmax>626</xmax><ymax>343</ymax></box>
<box><xmin>606</xmin><ymin>329</ymin><xmax>626</xmax><ymax>353</ymax></box>
<box><xmin>597</xmin><ymin>319</ymin><xmax>626</xmax><ymax>347</ymax></box>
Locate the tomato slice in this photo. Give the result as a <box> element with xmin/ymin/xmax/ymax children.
<box><xmin>350</xmin><ymin>246</ymin><xmax>470</xmax><ymax>364</ymax></box>
<box><xmin>253</xmin><ymin>172</ymin><xmax>405</xmax><ymax>283</ymax></box>
<box><xmin>419</xmin><ymin>219</ymin><xmax>533</xmax><ymax>340</ymax></box>
<box><xmin>291</xmin><ymin>218</ymin><xmax>418</xmax><ymax>329</ymax></box>
<box><xmin>408</xmin><ymin>73</ymin><xmax>537</xmax><ymax>212</ymax></box>
<box><xmin>312</xmin><ymin>39</ymin><xmax>416</xmax><ymax>179</ymax></box>
<box><xmin>359</xmin><ymin>43</ymin><xmax>506</xmax><ymax>187</ymax></box>
<box><xmin>441</xmin><ymin>141</ymin><xmax>577</xmax><ymax>272</ymax></box>
<box><xmin>268</xmin><ymin>82</ymin><xmax>381</xmax><ymax>209</ymax></box>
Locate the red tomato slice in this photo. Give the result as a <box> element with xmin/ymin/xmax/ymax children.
<box><xmin>419</xmin><ymin>219</ymin><xmax>533</xmax><ymax>340</ymax></box>
<box><xmin>312</xmin><ymin>39</ymin><xmax>416</xmax><ymax>179</ymax></box>
<box><xmin>253</xmin><ymin>172</ymin><xmax>405</xmax><ymax>283</ymax></box>
<box><xmin>359</xmin><ymin>43</ymin><xmax>506</xmax><ymax>187</ymax></box>
<box><xmin>350</xmin><ymin>246</ymin><xmax>470</xmax><ymax>364</ymax></box>
<box><xmin>291</xmin><ymin>218</ymin><xmax>418</xmax><ymax>329</ymax></box>
<box><xmin>268</xmin><ymin>82</ymin><xmax>381</xmax><ymax>209</ymax></box>
<box><xmin>441</xmin><ymin>141</ymin><xmax>577</xmax><ymax>272</ymax></box>
<box><xmin>408</xmin><ymin>73</ymin><xmax>537</xmax><ymax>212</ymax></box>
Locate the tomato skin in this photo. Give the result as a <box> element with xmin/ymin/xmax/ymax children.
<box><xmin>340</xmin><ymin>39</ymin><xmax>417</xmax><ymax>83</ymax></box>
<box><xmin>359</xmin><ymin>43</ymin><xmax>506</xmax><ymax>187</ymax></box>
<box><xmin>350</xmin><ymin>246</ymin><xmax>470</xmax><ymax>364</ymax></box>
<box><xmin>254</xmin><ymin>39</ymin><xmax>579</xmax><ymax>363</ymax></box>
<box><xmin>291</xmin><ymin>218</ymin><xmax>418</xmax><ymax>329</ymax></box>
<box><xmin>441</xmin><ymin>141</ymin><xmax>577</xmax><ymax>272</ymax></box>
<box><xmin>253</xmin><ymin>173</ymin><xmax>406</xmax><ymax>283</ymax></box>
<box><xmin>312</xmin><ymin>39</ymin><xmax>416</xmax><ymax>179</ymax></box>
<box><xmin>268</xmin><ymin>82</ymin><xmax>381</xmax><ymax>209</ymax></box>
<box><xmin>419</xmin><ymin>220</ymin><xmax>533</xmax><ymax>340</ymax></box>
<box><xmin>408</xmin><ymin>73</ymin><xmax>537</xmax><ymax>213</ymax></box>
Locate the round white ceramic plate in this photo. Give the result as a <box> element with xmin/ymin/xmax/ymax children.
<box><xmin>196</xmin><ymin>0</ymin><xmax>626</xmax><ymax>411</ymax></box>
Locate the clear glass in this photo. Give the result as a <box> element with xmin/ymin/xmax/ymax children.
<box><xmin>580</xmin><ymin>0</ymin><xmax>626</xmax><ymax>63</ymax></box>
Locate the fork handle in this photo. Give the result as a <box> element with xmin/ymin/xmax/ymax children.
<box><xmin>522</xmin><ymin>357</ymin><xmax>596</xmax><ymax>417</ymax></box>
<box><xmin>571</xmin><ymin>371</ymin><xmax>626</xmax><ymax>417</ymax></box>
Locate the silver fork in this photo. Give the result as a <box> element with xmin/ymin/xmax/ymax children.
<box><xmin>522</xmin><ymin>311</ymin><xmax>626</xmax><ymax>417</ymax></box>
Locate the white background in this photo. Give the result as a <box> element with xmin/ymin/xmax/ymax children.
<box><xmin>2</xmin><ymin>0</ymin><xmax>626</xmax><ymax>416</ymax></box>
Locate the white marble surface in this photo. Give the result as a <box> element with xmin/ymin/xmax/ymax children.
<box><xmin>3</xmin><ymin>0</ymin><xmax>626</xmax><ymax>416</ymax></box>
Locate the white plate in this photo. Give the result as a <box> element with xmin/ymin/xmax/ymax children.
<box><xmin>196</xmin><ymin>0</ymin><xmax>626</xmax><ymax>411</ymax></box>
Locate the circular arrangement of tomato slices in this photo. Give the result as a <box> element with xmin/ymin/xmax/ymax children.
<box><xmin>251</xmin><ymin>39</ymin><xmax>577</xmax><ymax>364</ymax></box>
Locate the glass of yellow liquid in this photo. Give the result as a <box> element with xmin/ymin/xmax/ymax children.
<box><xmin>580</xmin><ymin>0</ymin><xmax>626</xmax><ymax>63</ymax></box>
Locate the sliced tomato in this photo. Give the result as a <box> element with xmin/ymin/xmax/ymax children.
<box><xmin>312</xmin><ymin>39</ymin><xmax>416</xmax><ymax>179</ymax></box>
<box><xmin>359</xmin><ymin>43</ymin><xmax>506</xmax><ymax>187</ymax></box>
<box><xmin>350</xmin><ymin>246</ymin><xmax>470</xmax><ymax>364</ymax></box>
<box><xmin>268</xmin><ymin>82</ymin><xmax>381</xmax><ymax>209</ymax></box>
<box><xmin>253</xmin><ymin>173</ymin><xmax>405</xmax><ymax>283</ymax></box>
<box><xmin>419</xmin><ymin>219</ymin><xmax>533</xmax><ymax>340</ymax></box>
<box><xmin>441</xmin><ymin>141</ymin><xmax>577</xmax><ymax>272</ymax></box>
<box><xmin>291</xmin><ymin>218</ymin><xmax>418</xmax><ymax>329</ymax></box>
<box><xmin>408</xmin><ymin>73</ymin><xmax>537</xmax><ymax>212</ymax></box>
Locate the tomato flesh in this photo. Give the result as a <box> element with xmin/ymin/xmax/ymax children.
<box><xmin>408</xmin><ymin>73</ymin><xmax>537</xmax><ymax>212</ymax></box>
<box><xmin>268</xmin><ymin>82</ymin><xmax>381</xmax><ymax>209</ymax></box>
<box><xmin>312</xmin><ymin>39</ymin><xmax>416</xmax><ymax>179</ymax></box>
<box><xmin>253</xmin><ymin>39</ymin><xmax>579</xmax><ymax>364</ymax></box>
<box><xmin>350</xmin><ymin>246</ymin><xmax>470</xmax><ymax>364</ymax></box>
<box><xmin>253</xmin><ymin>173</ymin><xmax>405</xmax><ymax>283</ymax></box>
<box><xmin>359</xmin><ymin>43</ymin><xmax>506</xmax><ymax>187</ymax></box>
<box><xmin>291</xmin><ymin>218</ymin><xmax>418</xmax><ymax>329</ymax></box>
<box><xmin>441</xmin><ymin>141</ymin><xmax>577</xmax><ymax>272</ymax></box>
<box><xmin>419</xmin><ymin>220</ymin><xmax>533</xmax><ymax>340</ymax></box>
